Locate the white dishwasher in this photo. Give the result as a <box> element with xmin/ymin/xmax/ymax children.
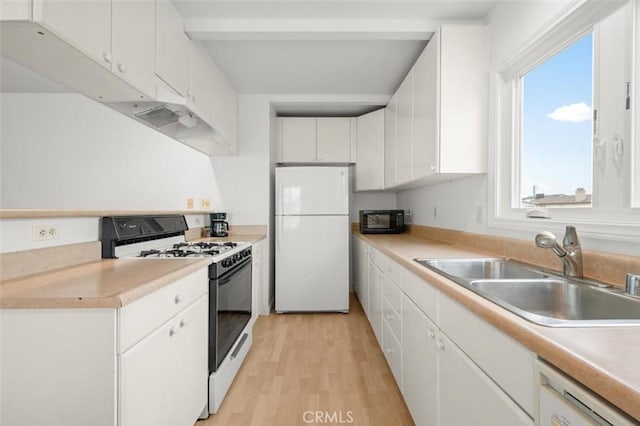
<box><xmin>536</xmin><ymin>360</ymin><xmax>635</xmax><ymax>426</ymax></box>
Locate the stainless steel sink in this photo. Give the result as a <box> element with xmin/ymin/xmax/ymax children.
<box><xmin>416</xmin><ymin>258</ymin><xmax>548</xmax><ymax>280</ymax></box>
<box><xmin>415</xmin><ymin>258</ymin><xmax>640</xmax><ymax>327</ymax></box>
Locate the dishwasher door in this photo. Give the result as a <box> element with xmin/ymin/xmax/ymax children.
<box><xmin>536</xmin><ymin>360</ymin><xmax>635</xmax><ymax>426</ymax></box>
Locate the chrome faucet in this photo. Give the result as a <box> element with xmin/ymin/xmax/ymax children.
<box><xmin>535</xmin><ymin>226</ymin><xmax>583</xmax><ymax>278</ymax></box>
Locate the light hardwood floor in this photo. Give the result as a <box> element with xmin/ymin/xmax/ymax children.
<box><xmin>197</xmin><ymin>293</ymin><xmax>414</xmax><ymax>426</ymax></box>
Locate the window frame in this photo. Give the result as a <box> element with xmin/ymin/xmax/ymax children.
<box><xmin>489</xmin><ymin>0</ymin><xmax>640</xmax><ymax>242</ymax></box>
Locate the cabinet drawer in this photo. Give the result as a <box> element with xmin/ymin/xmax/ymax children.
<box><xmin>439</xmin><ymin>294</ymin><xmax>535</xmax><ymax>416</ymax></box>
<box><xmin>402</xmin><ymin>268</ymin><xmax>438</xmax><ymax>321</ymax></box>
<box><xmin>118</xmin><ymin>267</ymin><xmax>208</xmax><ymax>353</ymax></box>
<box><xmin>382</xmin><ymin>319</ymin><xmax>402</xmax><ymax>388</ymax></box>
<box><xmin>382</xmin><ymin>274</ymin><xmax>402</xmax><ymax>314</ymax></box>
<box><xmin>383</xmin><ymin>297</ymin><xmax>402</xmax><ymax>342</ymax></box>
<box><xmin>369</xmin><ymin>247</ymin><xmax>401</xmax><ymax>285</ymax></box>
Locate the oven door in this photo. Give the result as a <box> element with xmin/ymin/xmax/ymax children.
<box><xmin>210</xmin><ymin>257</ymin><xmax>252</xmax><ymax>372</ymax></box>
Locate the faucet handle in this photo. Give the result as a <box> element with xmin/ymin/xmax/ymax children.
<box><xmin>626</xmin><ymin>274</ymin><xmax>640</xmax><ymax>296</ymax></box>
<box><xmin>563</xmin><ymin>225</ymin><xmax>580</xmax><ymax>247</ymax></box>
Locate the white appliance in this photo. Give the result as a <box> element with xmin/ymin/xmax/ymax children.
<box><xmin>537</xmin><ymin>360</ymin><xmax>635</xmax><ymax>426</ymax></box>
<box><xmin>275</xmin><ymin>166</ymin><xmax>350</xmax><ymax>312</ymax></box>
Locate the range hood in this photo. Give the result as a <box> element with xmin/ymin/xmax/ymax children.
<box><xmin>107</xmin><ymin>79</ymin><xmax>224</xmax><ymax>156</ymax></box>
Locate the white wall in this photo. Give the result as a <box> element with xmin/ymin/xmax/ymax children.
<box><xmin>396</xmin><ymin>0</ymin><xmax>639</xmax><ymax>257</ymax></box>
<box><xmin>397</xmin><ymin>175</ymin><xmax>487</xmax><ymax>234</ymax></box>
<box><xmin>0</xmin><ymin>93</ymin><xmax>215</xmax><ymax>252</ymax></box>
<box><xmin>0</xmin><ymin>93</ymin><xmax>217</xmax><ymax>210</ymax></box>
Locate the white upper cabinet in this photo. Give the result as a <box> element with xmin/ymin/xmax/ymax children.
<box><xmin>33</xmin><ymin>0</ymin><xmax>112</xmax><ymax>69</ymax></box>
<box><xmin>437</xmin><ymin>25</ymin><xmax>488</xmax><ymax>175</ymax></box>
<box><xmin>384</xmin><ymin>94</ymin><xmax>399</xmax><ymax>188</ymax></box>
<box><xmin>316</xmin><ymin>117</ymin><xmax>351</xmax><ymax>162</ymax></box>
<box><xmin>355</xmin><ymin>109</ymin><xmax>385</xmax><ymax>191</ymax></box>
<box><xmin>189</xmin><ymin>44</ymin><xmax>216</xmax><ymax>124</ymax></box>
<box><xmin>1</xmin><ymin>0</ymin><xmax>31</xmax><ymax>21</ymax></box>
<box><xmin>279</xmin><ymin>117</ymin><xmax>317</xmax><ymax>162</ymax></box>
<box><xmin>385</xmin><ymin>24</ymin><xmax>489</xmax><ymax>189</ymax></box>
<box><xmin>208</xmin><ymin>58</ymin><xmax>238</xmax><ymax>153</ymax></box>
<box><xmin>156</xmin><ymin>0</ymin><xmax>190</xmax><ymax>97</ymax></box>
<box><xmin>112</xmin><ymin>0</ymin><xmax>155</xmax><ymax>98</ymax></box>
<box><xmin>412</xmin><ymin>31</ymin><xmax>438</xmax><ymax>179</ymax></box>
<box><xmin>396</xmin><ymin>73</ymin><xmax>414</xmax><ymax>185</ymax></box>
<box><xmin>278</xmin><ymin>117</ymin><xmax>352</xmax><ymax>163</ymax></box>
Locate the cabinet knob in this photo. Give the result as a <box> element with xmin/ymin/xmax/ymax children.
<box><xmin>430</xmin><ymin>165</ymin><xmax>436</xmax><ymax>171</ymax></box>
<box><xmin>187</xmin><ymin>90</ymin><xmax>192</xmax><ymax>98</ymax></box>
<box><xmin>102</xmin><ymin>52</ymin><xmax>112</xmax><ymax>64</ymax></box>
<box><xmin>385</xmin><ymin>313</ymin><xmax>394</xmax><ymax>320</ymax></box>
<box><xmin>427</xmin><ymin>330</ymin><xmax>435</xmax><ymax>339</ymax></box>
<box><xmin>169</xmin><ymin>326</ymin><xmax>179</xmax><ymax>337</ymax></box>
<box><xmin>180</xmin><ymin>317</ymin><xmax>189</xmax><ymax>328</ymax></box>
<box><xmin>117</xmin><ymin>63</ymin><xmax>126</xmax><ymax>73</ymax></box>
<box><xmin>174</xmin><ymin>294</ymin><xmax>183</xmax><ymax>304</ymax></box>
<box><xmin>436</xmin><ymin>340</ymin><xmax>444</xmax><ymax>350</ymax></box>
<box><xmin>386</xmin><ymin>348</ymin><xmax>394</xmax><ymax>354</ymax></box>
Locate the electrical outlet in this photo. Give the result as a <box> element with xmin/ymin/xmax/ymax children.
<box><xmin>32</xmin><ymin>225</ymin><xmax>58</xmax><ymax>241</ymax></box>
<box><xmin>475</xmin><ymin>206</ymin><xmax>484</xmax><ymax>223</ymax></box>
<box><xmin>186</xmin><ymin>198</ymin><xmax>195</xmax><ymax>209</ymax></box>
<box><xmin>200</xmin><ymin>198</ymin><xmax>211</xmax><ymax>209</ymax></box>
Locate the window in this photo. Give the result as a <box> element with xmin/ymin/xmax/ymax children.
<box><xmin>518</xmin><ymin>33</ymin><xmax>594</xmax><ymax>208</ymax></box>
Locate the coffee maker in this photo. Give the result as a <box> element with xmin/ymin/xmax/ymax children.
<box><xmin>209</xmin><ymin>213</ymin><xmax>229</xmax><ymax>237</ymax></box>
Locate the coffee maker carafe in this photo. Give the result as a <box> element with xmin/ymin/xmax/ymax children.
<box><xmin>210</xmin><ymin>213</ymin><xmax>229</xmax><ymax>237</ymax></box>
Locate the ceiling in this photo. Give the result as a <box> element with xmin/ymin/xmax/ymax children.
<box><xmin>0</xmin><ymin>1</ymin><xmax>497</xmax><ymax>116</ymax></box>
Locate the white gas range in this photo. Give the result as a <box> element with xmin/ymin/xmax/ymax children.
<box><xmin>100</xmin><ymin>215</ymin><xmax>253</xmax><ymax>417</ymax></box>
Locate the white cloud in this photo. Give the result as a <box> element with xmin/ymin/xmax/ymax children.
<box><xmin>547</xmin><ymin>102</ymin><xmax>592</xmax><ymax>123</ymax></box>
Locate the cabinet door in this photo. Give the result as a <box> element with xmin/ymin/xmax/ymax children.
<box><xmin>438</xmin><ymin>333</ymin><xmax>533</xmax><ymax>426</ymax></box>
<box><xmin>412</xmin><ymin>32</ymin><xmax>439</xmax><ymax>179</ymax></box>
<box><xmin>189</xmin><ymin>44</ymin><xmax>216</xmax><ymax>125</ymax></box>
<box><xmin>33</xmin><ymin>0</ymin><xmax>111</xmax><ymax>69</ymax></box>
<box><xmin>279</xmin><ymin>117</ymin><xmax>317</xmax><ymax>162</ymax></box>
<box><xmin>355</xmin><ymin>239</ymin><xmax>369</xmax><ymax>315</ymax></box>
<box><xmin>209</xmin><ymin>60</ymin><xmax>238</xmax><ymax>153</ymax></box>
<box><xmin>396</xmin><ymin>74</ymin><xmax>413</xmax><ymax>185</ymax></box>
<box><xmin>112</xmin><ymin>0</ymin><xmax>155</xmax><ymax>98</ymax></box>
<box><xmin>368</xmin><ymin>261</ymin><xmax>383</xmax><ymax>346</ymax></box>
<box><xmin>316</xmin><ymin>117</ymin><xmax>351</xmax><ymax>162</ymax></box>
<box><xmin>384</xmin><ymin>94</ymin><xmax>398</xmax><ymax>188</ymax></box>
<box><xmin>355</xmin><ymin>109</ymin><xmax>385</xmax><ymax>191</ymax></box>
<box><xmin>402</xmin><ymin>296</ymin><xmax>438</xmax><ymax>426</ymax></box>
<box><xmin>119</xmin><ymin>296</ymin><xmax>208</xmax><ymax>426</ymax></box>
<box><xmin>156</xmin><ymin>0</ymin><xmax>190</xmax><ymax>97</ymax></box>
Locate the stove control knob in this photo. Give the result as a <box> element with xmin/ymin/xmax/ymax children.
<box><xmin>235</xmin><ymin>253</ymin><xmax>241</xmax><ymax>261</ymax></box>
<box><xmin>222</xmin><ymin>259</ymin><xmax>230</xmax><ymax>267</ymax></box>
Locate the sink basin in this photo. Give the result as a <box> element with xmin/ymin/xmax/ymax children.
<box><xmin>415</xmin><ymin>258</ymin><xmax>640</xmax><ymax>327</ymax></box>
<box><xmin>469</xmin><ymin>279</ymin><xmax>640</xmax><ymax>326</ymax></box>
<box><xmin>416</xmin><ymin>258</ymin><xmax>547</xmax><ymax>280</ymax></box>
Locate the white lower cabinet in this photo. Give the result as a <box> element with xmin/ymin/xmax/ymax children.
<box><xmin>353</xmin><ymin>237</ymin><xmax>369</xmax><ymax>315</ymax></box>
<box><xmin>438</xmin><ymin>332</ymin><xmax>532</xmax><ymax>425</ymax></box>
<box><xmin>368</xmin><ymin>261</ymin><xmax>383</xmax><ymax>345</ymax></box>
<box><xmin>402</xmin><ymin>295</ymin><xmax>438</xmax><ymax>426</ymax></box>
<box><xmin>0</xmin><ymin>268</ymin><xmax>208</xmax><ymax>426</ymax></box>
<box><xmin>119</xmin><ymin>295</ymin><xmax>208</xmax><ymax>426</ymax></box>
<box><xmin>354</xmin><ymin>237</ymin><xmax>535</xmax><ymax>426</ymax></box>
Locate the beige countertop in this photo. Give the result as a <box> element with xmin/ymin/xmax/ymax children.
<box><xmin>0</xmin><ymin>258</ymin><xmax>210</xmax><ymax>309</ymax></box>
<box><xmin>355</xmin><ymin>232</ymin><xmax>640</xmax><ymax>422</ymax></box>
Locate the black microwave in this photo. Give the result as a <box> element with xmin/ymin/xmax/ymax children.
<box><xmin>359</xmin><ymin>210</ymin><xmax>405</xmax><ymax>234</ymax></box>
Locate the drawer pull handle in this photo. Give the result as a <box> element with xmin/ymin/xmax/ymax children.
<box><xmin>386</xmin><ymin>348</ymin><xmax>394</xmax><ymax>354</ymax></box>
<box><xmin>230</xmin><ymin>333</ymin><xmax>249</xmax><ymax>360</ymax></box>
<box><xmin>174</xmin><ymin>294</ymin><xmax>183</xmax><ymax>304</ymax></box>
<box><xmin>436</xmin><ymin>340</ymin><xmax>444</xmax><ymax>350</ymax></box>
<box><xmin>180</xmin><ymin>317</ymin><xmax>189</xmax><ymax>328</ymax></box>
<box><xmin>427</xmin><ymin>330</ymin><xmax>435</xmax><ymax>339</ymax></box>
<box><xmin>169</xmin><ymin>326</ymin><xmax>178</xmax><ymax>337</ymax></box>
<box><xmin>385</xmin><ymin>314</ymin><xmax>393</xmax><ymax>320</ymax></box>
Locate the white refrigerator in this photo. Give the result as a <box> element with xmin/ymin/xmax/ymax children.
<box><xmin>275</xmin><ymin>166</ymin><xmax>350</xmax><ymax>313</ymax></box>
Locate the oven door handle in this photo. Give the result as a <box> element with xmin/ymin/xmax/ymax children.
<box><xmin>217</xmin><ymin>257</ymin><xmax>251</xmax><ymax>286</ymax></box>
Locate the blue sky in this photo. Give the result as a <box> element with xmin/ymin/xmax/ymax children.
<box><xmin>520</xmin><ymin>32</ymin><xmax>593</xmax><ymax>200</ymax></box>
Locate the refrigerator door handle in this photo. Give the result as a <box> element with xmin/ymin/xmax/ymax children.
<box><xmin>341</xmin><ymin>170</ymin><xmax>348</xmax><ymax>213</ymax></box>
